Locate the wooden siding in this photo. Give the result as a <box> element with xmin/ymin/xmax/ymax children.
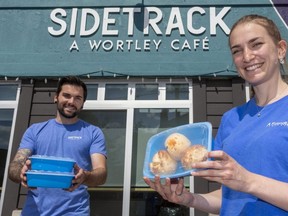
<box><xmin>2</xmin><ymin>81</ymin><xmax>34</xmax><ymax>216</ymax></box>
<box><xmin>30</xmin><ymin>82</ymin><xmax>57</xmax><ymax>125</ymax></box>
<box><xmin>192</xmin><ymin>77</ymin><xmax>246</xmax><ymax>216</ymax></box>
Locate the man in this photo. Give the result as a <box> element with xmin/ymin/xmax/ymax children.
<box><xmin>8</xmin><ymin>76</ymin><xmax>107</xmax><ymax>216</ymax></box>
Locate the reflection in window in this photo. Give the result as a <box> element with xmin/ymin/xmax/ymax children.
<box><xmin>79</xmin><ymin>110</ymin><xmax>127</xmax><ymax>214</ymax></box>
<box><xmin>0</xmin><ymin>85</ymin><xmax>18</xmax><ymax>100</ymax></box>
<box><xmin>105</xmin><ymin>84</ymin><xmax>128</xmax><ymax>100</ymax></box>
<box><xmin>135</xmin><ymin>84</ymin><xmax>158</xmax><ymax>100</ymax></box>
<box><xmin>166</xmin><ymin>84</ymin><xmax>189</xmax><ymax>100</ymax></box>
<box><xmin>0</xmin><ymin>109</ymin><xmax>14</xmax><ymax>187</ymax></box>
<box><xmin>80</xmin><ymin>110</ymin><xmax>126</xmax><ymax>186</ymax></box>
<box><xmin>130</xmin><ymin>108</ymin><xmax>189</xmax><ymax>215</ymax></box>
<box><xmin>131</xmin><ymin>108</ymin><xmax>189</xmax><ymax>187</ymax></box>
<box><xmin>86</xmin><ymin>84</ymin><xmax>98</xmax><ymax>100</ymax></box>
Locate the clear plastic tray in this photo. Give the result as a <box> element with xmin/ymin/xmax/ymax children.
<box><xmin>143</xmin><ymin>122</ymin><xmax>212</xmax><ymax>179</ymax></box>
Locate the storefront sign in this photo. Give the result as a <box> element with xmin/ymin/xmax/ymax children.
<box><xmin>0</xmin><ymin>1</ymin><xmax>287</xmax><ymax>77</ymax></box>
<box><xmin>48</xmin><ymin>7</ymin><xmax>231</xmax><ymax>52</ymax></box>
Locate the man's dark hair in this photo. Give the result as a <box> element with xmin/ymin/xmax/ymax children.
<box><xmin>56</xmin><ymin>76</ymin><xmax>87</xmax><ymax>101</ymax></box>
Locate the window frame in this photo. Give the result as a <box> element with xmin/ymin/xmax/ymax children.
<box><xmin>83</xmin><ymin>78</ymin><xmax>194</xmax><ymax>216</ymax></box>
<box><xmin>0</xmin><ymin>82</ymin><xmax>20</xmax><ymax>212</ymax></box>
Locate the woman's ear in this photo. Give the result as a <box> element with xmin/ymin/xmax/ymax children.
<box><xmin>278</xmin><ymin>40</ymin><xmax>287</xmax><ymax>60</ymax></box>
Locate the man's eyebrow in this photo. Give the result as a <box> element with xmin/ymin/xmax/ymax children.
<box><xmin>62</xmin><ymin>92</ymin><xmax>83</xmax><ymax>98</ymax></box>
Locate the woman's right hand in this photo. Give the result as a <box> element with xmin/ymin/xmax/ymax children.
<box><xmin>143</xmin><ymin>176</ymin><xmax>194</xmax><ymax>206</ymax></box>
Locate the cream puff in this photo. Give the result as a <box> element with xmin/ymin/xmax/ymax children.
<box><xmin>165</xmin><ymin>133</ymin><xmax>191</xmax><ymax>160</ymax></box>
<box><xmin>181</xmin><ymin>145</ymin><xmax>208</xmax><ymax>170</ymax></box>
<box><xmin>149</xmin><ymin>150</ymin><xmax>177</xmax><ymax>175</ymax></box>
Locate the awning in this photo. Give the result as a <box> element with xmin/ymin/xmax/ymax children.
<box><xmin>0</xmin><ymin>0</ymin><xmax>287</xmax><ymax>78</ymax></box>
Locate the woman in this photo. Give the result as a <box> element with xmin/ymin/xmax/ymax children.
<box><xmin>144</xmin><ymin>14</ymin><xmax>288</xmax><ymax>215</ymax></box>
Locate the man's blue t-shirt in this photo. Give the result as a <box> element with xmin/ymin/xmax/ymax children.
<box><xmin>214</xmin><ymin>96</ymin><xmax>288</xmax><ymax>215</ymax></box>
<box><xmin>19</xmin><ymin>119</ymin><xmax>106</xmax><ymax>216</ymax></box>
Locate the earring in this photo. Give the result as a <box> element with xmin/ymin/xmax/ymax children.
<box><xmin>280</xmin><ymin>58</ymin><xmax>285</xmax><ymax>64</ymax></box>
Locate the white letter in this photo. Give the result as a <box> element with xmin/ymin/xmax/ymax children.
<box><xmin>89</xmin><ymin>40</ymin><xmax>102</xmax><ymax>51</ymax></box>
<box><xmin>80</xmin><ymin>9</ymin><xmax>100</xmax><ymax>36</ymax></box>
<box><xmin>182</xmin><ymin>40</ymin><xmax>191</xmax><ymax>51</ymax></box>
<box><xmin>210</xmin><ymin>7</ymin><xmax>231</xmax><ymax>35</ymax></box>
<box><xmin>48</xmin><ymin>8</ymin><xmax>67</xmax><ymax>36</ymax></box>
<box><xmin>69</xmin><ymin>40</ymin><xmax>79</xmax><ymax>51</ymax></box>
<box><xmin>143</xmin><ymin>40</ymin><xmax>151</xmax><ymax>51</ymax></box>
<box><xmin>144</xmin><ymin>7</ymin><xmax>162</xmax><ymax>35</ymax></box>
<box><xmin>126</xmin><ymin>40</ymin><xmax>133</xmax><ymax>51</ymax></box>
<box><xmin>171</xmin><ymin>39</ymin><xmax>180</xmax><ymax>51</ymax></box>
<box><xmin>187</xmin><ymin>7</ymin><xmax>206</xmax><ymax>35</ymax></box>
<box><xmin>117</xmin><ymin>40</ymin><xmax>124</xmax><ymax>51</ymax></box>
<box><xmin>123</xmin><ymin>7</ymin><xmax>141</xmax><ymax>36</ymax></box>
<box><xmin>153</xmin><ymin>40</ymin><xmax>161</xmax><ymax>51</ymax></box>
<box><xmin>102</xmin><ymin>40</ymin><xmax>114</xmax><ymax>51</ymax></box>
<box><xmin>203</xmin><ymin>37</ymin><xmax>209</xmax><ymax>50</ymax></box>
<box><xmin>102</xmin><ymin>7</ymin><xmax>120</xmax><ymax>36</ymax></box>
<box><xmin>165</xmin><ymin>7</ymin><xmax>185</xmax><ymax>35</ymax></box>
<box><xmin>69</xmin><ymin>8</ymin><xmax>78</xmax><ymax>36</ymax></box>
<box><xmin>193</xmin><ymin>39</ymin><xmax>200</xmax><ymax>50</ymax></box>
<box><xmin>135</xmin><ymin>40</ymin><xmax>141</xmax><ymax>51</ymax></box>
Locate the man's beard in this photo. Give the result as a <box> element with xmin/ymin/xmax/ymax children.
<box><xmin>57</xmin><ymin>104</ymin><xmax>80</xmax><ymax>119</ymax></box>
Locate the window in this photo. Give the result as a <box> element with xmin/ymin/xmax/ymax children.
<box><xmin>0</xmin><ymin>85</ymin><xmax>18</xmax><ymax>100</ymax></box>
<box><xmin>86</xmin><ymin>84</ymin><xmax>98</xmax><ymax>100</ymax></box>
<box><xmin>166</xmin><ymin>83</ymin><xmax>189</xmax><ymax>100</ymax></box>
<box><xmin>0</xmin><ymin>84</ymin><xmax>19</xmax><ymax>192</ymax></box>
<box><xmin>0</xmin><ymin>110</ymin><xmax>14</xmax><ymax>186</ymax></box>
<box><xmin>135</xmin><ymin>84</ymin><xmax>158</xmax><ymax>100</ymax></box>
<box><xmin>75</xmin><ymin>79</ymin><xmax>192</xmax><ymax>216</ymax></box>
<box><xmin>105</xmin><ymin>84</ymin><xmax>128</xmax><ymax>100</ymax></box>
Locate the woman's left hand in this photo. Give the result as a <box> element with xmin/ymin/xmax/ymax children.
<box><xmin>192</xmin><ymin>150</ymin><xmax>252</xmax><ymax>193</ymax></box>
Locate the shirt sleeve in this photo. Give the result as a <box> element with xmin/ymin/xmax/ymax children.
<box><xmin>90</xmin><ymin>127</ymin><xmax>107</xmax><ymax>158</ymax></box>
<box><xmin>18</xmin><ymin>125</ymin><xmax>36</xmax><ymax>152</ymax></box>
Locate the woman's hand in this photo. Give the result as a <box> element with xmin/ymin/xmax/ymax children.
<box><xmin>143</xmin><ymin>176</ymin><xmax>194</xmax><ymax>207</ymax></box>
<box><xmin>192</xmin><ymin>150</ymin><xmax>252</xmax><ymax>193</ymax></box>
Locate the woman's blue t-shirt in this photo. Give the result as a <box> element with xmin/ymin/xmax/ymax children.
<box><xmin>214</xmin><ymin>96</ymin><xmax>288</xmax><ymax>216</ymax></box>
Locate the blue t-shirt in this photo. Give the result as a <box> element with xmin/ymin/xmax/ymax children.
<box><xmin>19</xmin><ymin>119</ymin><xmax>106</xmax><ymax>216</ymax></box>
<box><xmin>214</xmin><ymin>96</ymin><xmax>288</xmax><ymax>215</ymax></box>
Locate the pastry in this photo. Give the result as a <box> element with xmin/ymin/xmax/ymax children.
<box><xmin>149</xmin><ymin>150</ymin><xmax>177</xmax><ymax>175</ymax></box>
<box><xmin>165</xmin><ymin>133</ymin><xmax>191</xmax><ymax>160</ymax></box>
<box><xmin>181</xmin><ymin>145</ymin><xmax>208</xmax><ymax>170</ymax></box>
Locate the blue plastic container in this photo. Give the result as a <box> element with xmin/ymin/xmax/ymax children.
<box><xmin>143</xmin><ymin>122</ymin><xmax>212</xmax><ymax>179</ymax></box>
<box><xmin>26</xmin><ymin>170</ymin><xmax>74</xmax><ymax>188</ymax></box>
<box><xmin>29</xmin><ymin>155</ymin><xmax>75</xmax><ymax>172</ymax></box>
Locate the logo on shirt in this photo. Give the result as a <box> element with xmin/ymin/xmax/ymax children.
<box><xmin>67</xmin><ymin>136</ymin><xmax>82</xmax><ymax>140</ymax></box>
<box><xmin>266</xmin><ymin>121</ymin><xmax>288</xmax><ymax>127</ymax></box>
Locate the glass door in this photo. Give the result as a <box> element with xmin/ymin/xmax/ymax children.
<box><xmin>130</xmin><ymin>108</ymin><xmax>190</xmax><ymax>216</ymax></box>
<box><xmin>79</xmin><ymin>110</ymin><xmax>127</xmax><ymax>216</ymax></box>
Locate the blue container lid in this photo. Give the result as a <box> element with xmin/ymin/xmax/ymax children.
<box><xmin>29</xmin><ymin>155</ymin><xmax>75</xmax><ymax>163</ymax></box>
<box><xmin>143</xmin><ymin>122</ymin><xmax>212</xmax><ymax>179</ymax></box>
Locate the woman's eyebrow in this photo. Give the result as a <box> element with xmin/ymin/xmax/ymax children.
<box><xmin>230</xmin><ymin>37</ymin><xmax>262</xmax><ymax>50</ymax></box>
